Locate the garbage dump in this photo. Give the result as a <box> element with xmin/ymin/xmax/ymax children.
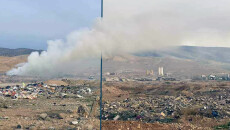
<box><xmin>0</xmin><ymin>80</ymin><xmax>99</xmax><ymax>129</ymax></box>
<box><xmin>0</xmin><ymin>82</ymin><xmax>93</xmax><ymax>100</ymax></box>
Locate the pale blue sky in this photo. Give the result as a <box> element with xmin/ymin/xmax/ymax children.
<box><xmin>0</xmin><ymin>0</ymin><xmax>100</xmax><ymax>49</ymax></box>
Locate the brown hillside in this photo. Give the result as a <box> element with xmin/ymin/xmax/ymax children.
<box><xmin>0</xmin><ymin>55</ymin><xmax>28</xmax><ymax>73</ymax></box>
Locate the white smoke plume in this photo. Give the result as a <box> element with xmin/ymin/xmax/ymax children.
<box><xmin>7</xmin><ymin>0</ymin><xmax>230</xmax><ymax>77</ymax></box>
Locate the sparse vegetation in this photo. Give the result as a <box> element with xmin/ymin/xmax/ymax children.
<box><xmin>214</xmin><ymin>122</ymin><xmax>230</xmax><ymax>130</ymax></box>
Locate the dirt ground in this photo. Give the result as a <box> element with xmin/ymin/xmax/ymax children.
<box><xmin>102</xmin><ymin>120</ymin><xmax>215</xmax><ymax>130</ymax></box>
<box><xmin>0</xmin><ymin>80</ymin><xmax>230</xmax><ymax>129</ymax></box>
<box><xmin>0</xmin><ymin>93</ymin><xmax>100</xmax><ymax>129</ymax></box>
<box><xmin>101</xmin><ymin>81</ymin><xmax>230</xmax><ymax>130</ymax></box>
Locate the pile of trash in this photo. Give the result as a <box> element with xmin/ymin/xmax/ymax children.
<box><xmin>0</xmin><ymin>81</ymin><xmax>94</xmax><ymax>100</ymax></box>
<box><xmin>77</xmin><ymin>88</ymin><xmax>92</xmax><ymax>94</ymax></box>
<box><xmin>0</xmin><ymin>82</ymin><xmax>56</xmax><ymax>100</ymax></box>
<box><xmin>0</xmin><ymin>83</ymin><xmax>40</xmax><ymax>99</ymax></box>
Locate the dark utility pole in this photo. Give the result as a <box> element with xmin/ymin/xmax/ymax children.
<box><xmin>100</xmin><ymin>0</ymin><xmax>103</xmax><ymax>130</ymax></box>
<box><xmin>101</xmin><ymin>0</ymin><xmax>103</xmax><ymax>18</ymax></box>
<box><xmin>100</xmin><ymin>53</ymin><xmax>102</xmax><ymax>130</ymax></box>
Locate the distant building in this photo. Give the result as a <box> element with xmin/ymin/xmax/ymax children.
<box><xmin>163</xmin><ymin>77</ymin><xmax>176</xmax><ymax>81</ymax></box>
<box><xmin>105</xmin><ymin>72</ymin><xmax>116</xmax><ymax>76</ymax></box>
<box><xmin>208</xmin><ymin>75</ymin><xmax>216</xmax><ymax>80</ymax></box>
<box><xmin>201</xmin><ymin>75</ymin><xmax>207</xmax><ymax>80</ymax></box>
<box><xmin>146</xmin><ymin>70</ymin><xmax>154</xmax><ymax>76</ymax></box>
<box><xmin>207</xmin><ymin>73</ymin><xmax>230</xmax><ymax>81</ymax></box>
<box><xmin>103</xmin><ymin>77</ymin><xmax>120</xmax><ymax>82</ymax></box>
<box><xmin>158</xmin><ymin>67</ymin><xmax>164</xmax><ymax>76</ymax></box>
<box><xmin>215</xmin><ymin>73</ymin><xmax>230</xmax><ymax>80</ymax></box>
<box><xmin>88</xmin><ymin>75</ymin><xmax>95</xmax><ymax>80</ymax></box>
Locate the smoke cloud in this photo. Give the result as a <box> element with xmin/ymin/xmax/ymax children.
<box><xmin>7</xmin><ymin>0</ymin><xmax>230</xmax><ymax>77</ymax></box>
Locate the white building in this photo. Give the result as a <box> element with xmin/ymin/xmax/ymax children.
<box><xmin>158</xmin><ymin>67</ymin><xmax>164</xmax><ymax>76</ymax></box>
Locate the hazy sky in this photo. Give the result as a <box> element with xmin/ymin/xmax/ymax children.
<box><xmin>1</xmin><ymin>0</ymin><xmax>230</xmax><ymax>50</ymax></box>
<box><xmin>0</xmin><ymin>0</ymin><xmax>100</xmax><ymax>49</ymax></box>
<box><xmin>6</xmin><ymin>0</ymin><xmax>230</xmax><ymax>76</ymax></box>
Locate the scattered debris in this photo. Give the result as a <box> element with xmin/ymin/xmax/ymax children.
<box><xmin>113</xmin><ymin>115</ymin><xmax>120</xmax><ymax>120</ymax></box>
<box><xmin>39</xmin><ymin>113</ymin><xmax>48</xmax><ymax>120</ymax></box>
<box><xmin>71</xmin><ymin>121</ymin><xmax>78</xmax><ymax>125</ymax></box>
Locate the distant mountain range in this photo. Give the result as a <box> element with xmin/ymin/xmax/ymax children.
<box><xmin>0</xmin><ymin>48</ymin><xmax>43</xmax><ymax>57</ymax></box>
<box><xmin>137</xmin><ymin>46</ymin><xmax>230</xmax><ymax>64</ymax></box>
<box><xmin>1</xmin><ymin>46</ymin><xmax>229</xmax><ymax>61</ymax></box>
<box><xmin>0</xmin><ymin>46</ymin><xmax>230</xmax><ymax>79</ymax></box>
